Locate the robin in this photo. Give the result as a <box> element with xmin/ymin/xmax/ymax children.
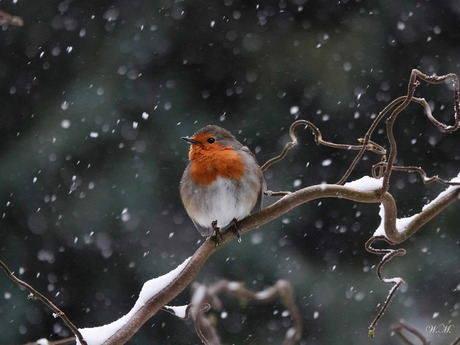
<box><xmin>180</xmin><ymin>125</ymin><xmax>265</xmax><ymax>239</ymax></box>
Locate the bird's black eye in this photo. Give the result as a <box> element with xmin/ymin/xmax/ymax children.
<box><xmin>207</xmin><ymin>137</ymin><xmax>215</xmax><ymax>144</ymax></box>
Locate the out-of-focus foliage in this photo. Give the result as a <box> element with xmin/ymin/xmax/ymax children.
<box><xmin>0</xmin><ymin>0</ymin><xmax>459</xmax><ymax>344</ymax></box>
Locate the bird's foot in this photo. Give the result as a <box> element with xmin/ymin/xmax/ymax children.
<box><xmin>211</xmin><ymin>220</ymin><xmax>222</xmax><ymax>246</ymax></box>
<box><xmin>228</xmin><ymin>218</ymin><xmax>241</xmax><ymax>243</ymax></box>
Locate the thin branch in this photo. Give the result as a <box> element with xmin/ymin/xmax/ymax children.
<box><xmin>339</xmin><ymin>69</ymin><xmax>460</xmax><ymax>187</ymax></box>
<box><xmin>365</xmin><ymin>236</ymin><xmax>406</xmax><ymax>338</ymax></box>
<box><xmin>372</xmin><ymin>163</ymin><xmax>460</xmax><ymax>186</ymax></box>
<box><xmin>412</xmin><ymin>70</ymin><xmax>460</xmax><ymax>132</ymax></box>
<box><xmin>190</xmin><ymin>284</ymin><xmax>220</xmax><ymax>345</ymax></box>
<box><xmin>381</xmin><ymin>72</ymin><xmax>420</xmax><ymax>192</ymax></box>
<box><xmin>260</xmin><ymin>119</ymin><xmax>385</xmax><ymax>173</ymax></box>
<box><xmin>0</xmin><ymin>261</ymin><xmax>87</xmax><ymax>345</ymax></box>
<box><xmin>380</xmin><ymin>70</ymin><xmax>459</xmax><ymax>192</ymax></box>
<box><xmin>189</xmin><ymin>279</ymin><xmax>302</xmax><ymax>345</ymax></box>
<box><xmin>337</xmin><ymin>95</ymin><xmax>407</xmax><ymax>184</ymax></box>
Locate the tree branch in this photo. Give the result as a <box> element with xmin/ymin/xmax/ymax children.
<box><xmin>188</xmin><ymin>279</ymin><xmax>302</xmax><ymax>345</ymax></box>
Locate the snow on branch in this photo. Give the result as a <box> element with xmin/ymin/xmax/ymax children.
<box><xmin>76</xmin><ymin>257</ymin><xmax>191</xmax><ymax>345</ymax></box>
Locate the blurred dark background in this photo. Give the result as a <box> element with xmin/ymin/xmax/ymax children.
<box><xmin>0</xmin><ymin>0</ymin><xmax>459</xmax><ymax>344</ymax></box>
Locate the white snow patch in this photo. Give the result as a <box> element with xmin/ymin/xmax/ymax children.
<box><xmin>344</xmin><ymin>176</ymin><xmax>383</xmax><ymax>191</ymax></box>
<box><xmin>382</xmin><ymin>277</ymin><xmax>403</xmax><ymax>285</ymax></box>
<box><xmin>395</xmin><ymin>214</ymin><xmax>417</xmax><ymax>234</ymax></box>
<box><xmin>374</xmin><ymin>202</ymin><xmax>423</xmax><ymax>238</ymax></box>
<box><xmin>164</xmin><ymin>305</ymin><xmax>188</xmax><ymax>319</ymax></box>
<box><xmin>36</xmin><ymin>339</ymin><xmax>50</xmax><ymax>345</ymax></box>
<box><xmin>76</xmin><ymin>257</ymin><xmax>191</xmax><ymax>345</ymax></box>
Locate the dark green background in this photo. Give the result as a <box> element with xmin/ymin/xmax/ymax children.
<box><xmin>0</xmin><ymin>0</ymin><xmax>459</xmax><ymax>344</ymax></box>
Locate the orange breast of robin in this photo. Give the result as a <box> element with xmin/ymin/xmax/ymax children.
<box><xmin>188</xmin><ymin>135</ymin><xmax>247</xmax><ymax>186</ymax></box>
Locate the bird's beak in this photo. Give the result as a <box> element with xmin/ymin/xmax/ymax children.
<box><xmin>181</xmin><ymin>136</ymin><xmax>199</xmax><ymax>145</ymax></box>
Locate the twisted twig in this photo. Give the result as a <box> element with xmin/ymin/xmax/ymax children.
<box><xmin>261</xmin><ymin>119</ymin><xmax>385</xmax><ymax>173</ymax></box>
<box><xmin>188</xmin><ymin>280</ymin><xmax>302</xmax><ymax>345</ymax></box>
<box><xmin>365</xmin><ymin>236</ymin><xmax>406</xmax><ymax>339</ymax></box>
<box><xmin>339</xmin><ymin>70</ymin><xmax>460</xmax><ymax>188</ymax></box>
<box><xmin>372</xmin><ymin>163</ymin><xmax>460</xmax><ymax>186</ymax></box>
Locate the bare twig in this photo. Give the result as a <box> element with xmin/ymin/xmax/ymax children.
<box><xmin>189</xmin><ymin>279</ymin><xmax>302</xmax><ymax>345</ymax></box>
<box><xmin>339</xmin><ymin>70</ymin><xmax>460</xmax><ymax>187</ymax></box>
<box><xmin>412</xmin><ymin>70</ymin><xmax>460</xmax><ymax>133</ymax></box>
<box><xmin>261</xmin><ymin>119</ymin><xmax>385</xmax><ymax>173</ymax></box>
<box><xmin>365</xmin><ymin>236</ymin><xmax>406</xmax><ymax>338</ymax></box>
<box><xmin>372</xmin><ymin>163</ymin><xmax>460</xmax><ymax>186</ymax></box>
<box><xmin>0</xmin><ymin>261</ymin><xmax>87</xmax><ymax>345</ymax></box>
<box><xmin>379</xmin><ymin>71</ymin><xmax>459</xmax><ymax>192</ymax></box>
<box><xmin>190</xmin><ymin>284</ymin><xmax>221</xmax><ymax>345</ymax></box>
